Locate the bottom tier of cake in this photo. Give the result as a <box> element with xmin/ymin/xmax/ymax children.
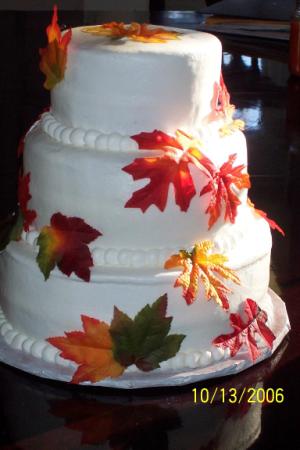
<box><xmin>0</xmin><ymin>237</ymin><xmax>290</xmax><ymax>387</ymax></box>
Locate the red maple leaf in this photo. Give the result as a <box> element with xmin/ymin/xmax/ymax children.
<box><xmin>210</xmin><ymin>72</ymin><xmax>235</xmax><ymax>121</ymax></box>
<box><xmin>17</xmin><ymin>136</ymin><xmax>25</xmax><ymax>158</ymax></box>
<box><xmin>200</xmin><ymin>154</ymin><xmax>251</xmax><ymax>229</ymax></box>
<box><xmin>18</xmin><ymin>173</ymin><xmax>37</xmax><ymax>231</ymax></box>
<box><xmin>37</xmin><ymin>213</ymin><xmax>102</xmax><ymax>281</ymax></box>
<box><xmin>212</xmin><ymin>298</ymin><xmax>275</xmax><ymax>362</ymax></box>
<box><xmin>247</xmin><ymin>199</ymin><xmax>285</xmax><ymax>236</ymax></box>
<box><xmin>123</xmin><ymin>130</ymin><xmax>203</xmax><ymax>212</ymax></box>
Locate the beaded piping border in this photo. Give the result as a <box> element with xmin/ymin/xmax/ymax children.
<box><xmin>41</xmin><ymin>112</ymin><xmax>139</xmax><ymax>152</ymax></box>
<box><xmin>0</xmin><ymin>306</ymin><xmax>229</xmax><ymax>372</ymax></box>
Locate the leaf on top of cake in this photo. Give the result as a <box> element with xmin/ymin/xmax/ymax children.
<box><xmin>36</xmin><ymin>212</ymin><xmax>102</xmax><ymax>282</ymax></box>
<box><xmin>247</xmin><ymin>198</ymin><xmax>285</xmax><ymax>236</ymax></box>
<box><xmin>47</xmin><ymin>294</ymin><xmax>185</xmax><ymax>384</ymax></box>
<box><xmin>39</xmin><ymin>5</ymin><xmax>72</xmax><ymax>90</ymax></box>
<box><xmin>212</xmin><ymin>298</ymin><xmax>275</xmax><ymax>361</ymax></box>
<box><xmin>164</xmin><ymin>240</ymin><xmax>240</xmax><ymax>309</ymax></box>
<box><xmin>200</xmin><ymin>153</ymin><xmax>251</xmax><ymax>229</ymax></box>
<box><xmin>123</xmin><ymin>129</ymin><xmax>204</xmax><ymax>212</ymax></box>
<box><xmin>81</xmin><ymin>22</ymin><xmax>180</xmax><ymax>43</ymax></box>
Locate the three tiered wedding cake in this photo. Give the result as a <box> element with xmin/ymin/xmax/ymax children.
<box><xmin>0</xmin><ymin>8</ymin><xmax>290</xmax><ymax>387</ymax></box>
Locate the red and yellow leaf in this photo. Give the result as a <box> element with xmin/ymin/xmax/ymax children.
<box><xmin>18</xmin><ymin>173</ymin><xmax>37</xmax><ymax>231</ymax></box>
<box><xmin>123</xmin><ymin>130</ymin><xmax>203</xmax><ymax>212</ymax></box>
<box><xmin>209</xmin><ymin>73</ymin><xmax>245</xmax><ymax>136</ymax></box>
<box><xmin>200</xmin><ymin>154</ymin><xmax>251</xmax><ymax>229</ymax></box>
<box><xmin>209</xmin><ymin>73</ymin><xmax>235</xmax><ymax>121</ymax></box>
<box><xmin>36</xmin><ymin>213</ymin><xmax>102</xmax><ymax>281</ymax></box>
<box><xmin>164</xmin><ymin>240</ymin><xmax>240</xmax><ymax>309</ymax></box>
<box><xmin>48</xmin><ymin>315</ymin><xmax>124</xmax><ymax>384</ymax></box>
<box><xmin>39</xmin><ymin>5</ymin><xmax>72</xmax><ymax>90</ymax></box>
<box><xmin>81</xmin><ymin>22</ymin><xmax>180</xmax><ymax>43</ymax></box>
<box><xmin>247</xmin><ymin>198</ymin><xmax>285</xmax><ymax>236</ymax></box>
<box><xmin>212</xmin><ymin>298</ymin><xmax>275</xmax><ymax>361</ymax></box>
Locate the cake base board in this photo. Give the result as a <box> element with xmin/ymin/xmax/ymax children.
<box><xmin>0</xmin><ymin>289</ymin><xmax>290</xmax><ymax>389</ymax></box>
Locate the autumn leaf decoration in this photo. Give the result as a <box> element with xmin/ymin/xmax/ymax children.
<box><xmin>123</xmin><ymin>129</ymin><xmax>203</xmax><ymax>212</ymax></box>
<box><xmin>81</xmin><ymin>22</ymin><xmax>180</xmax><ymax>43</ymax></box>
<box><xmin>164</xmin><ymin>240</ymin><xmax>239</xmax><ymax>309</ymax></box>
<box><xmin>36</xmin><ymin>213</ymin><xmax>101</xmax><ymax>282</ymax></box>
<box><xmin>39</xmin><ymin>5</ymin><xmax>72</xmax><ymax>90</ymax></box>
<box><xmin>18</xmin><ymin>173</ymin><xmax>37</xmax><ymax>232</ymax></box>
<box><xmin>48</xmin><ymin>294</ymin><xmax>185</xmax><ymax>384</ymax></box>
<box><xmin>0</xmin><ymin>173</ymin><xmax>37</xmax><ymax>249</ymax></box>
<box><xmin>212</xmin><ymin>298</ymin><xmax>275</xmax><ymax>361</ymax></box>
<box><xmin>211</xmin><ymin>73</ymin><xmax>245</xmax><ymax>136</ymax></box>
<box><xmin>200</xmin><ymin>153</ymin><xmax>251</xmax><ymax>229</ymax></box>
<box><xmin>247</xmin><ymin>198</ymin><xmax>285</xmax><ymax>236</ymax></box>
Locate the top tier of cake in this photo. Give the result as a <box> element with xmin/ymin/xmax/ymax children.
<box><xmin>51</xmin><ymin>26</ymin><xmax>222</xmax><ymax>136</ymax></box>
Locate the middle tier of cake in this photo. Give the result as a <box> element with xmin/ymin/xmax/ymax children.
<box><xmin>24</xmin><ymin>119</ymin><xmax>249</xmax><ymax>254</ymax></box>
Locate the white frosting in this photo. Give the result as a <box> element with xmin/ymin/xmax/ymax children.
<box><xmin>51</xmin><ymin>26</ymin><xmax>222</xmax><ymax>136</ymax></box>
<box><xmin>0</xmin><ymin>237</ymin><xmax>274</xmax><ymax>374</ymax></box>
<box><xmin>21</xmin><ymin>205</ymin><xmax>271</xmax><ymax>270</ymax></box>
<box><xmin>24</xmin><ymin>124</ymin><xmax>249</xmax><ymax>252</ymax></box>
<box><xmin>0</xmin><ymin>237</ymin><xmax>272</xmax><ymax>366</ymax></box>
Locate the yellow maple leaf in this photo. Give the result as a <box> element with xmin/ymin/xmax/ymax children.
<box><xmin>81</xmin><ymin>22</ymin><xmax>180</xmax><ymax>43</ymax></box>
<box><xmin>164</xmin><ymin>240</ymin><xmax>240</xmax><ymax>309</ymax></box>
<box><xmin>219</xmin><ymin>119</ymin><xmax>245</xmax><ymax>137</ymax></box>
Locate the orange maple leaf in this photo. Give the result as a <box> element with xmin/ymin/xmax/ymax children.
<box><xmin>200</xmin><ymin>154</ymin><xmax>251</xmax><ymax>229</ymax></box>
<box><xmin>39</xmin><ymin>5</ymin><xmax>72</xmax><ymax>90</ymax></box>
<box><xmin>123</xmin><ymin>129</ymin><xmax>203</xmax><ymax>212</ymax></box>
<box><xmin>247</xmin><ymin>198</ymin><xmax>285</xmax><ymax>236</ymax></box>
<box><xmin>81</xmin><ymin>22</ymin><xmax>180</xmax><ymax>43</ymax></box>
<box><xmin>164</xmin><ymin>240</ymin><xmax>240</xmax><ymax>309</ymax></box>
<box><xmin>48</xmin><ymin>315</ymin><xmax>124</xmax><ymax>384</ymax></box>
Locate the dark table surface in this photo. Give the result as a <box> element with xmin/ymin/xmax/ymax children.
<box><xmin>0</xmin><ymin>8</ymin><xmax>300</xmax><ymax>450</ymax></box>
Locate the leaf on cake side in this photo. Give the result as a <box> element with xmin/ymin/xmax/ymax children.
<box><xmin>36</xmin><ymin>213</ymin><xmax>102</xmax><ymax>282</ymax></box>
<box><xmin>0</xmin><ymin>173</ymin><xmax>37</xmax><ymax>250</ymax></box>
<box><xmin>199</xmin><ymin>153</ymin><xmax>251</xmax><ymax>229</ymax></box>
<box><xmin>47</xmin><ymin>294</ymin><xmax>185</xmax><ymax>384</ymax></box>
<box><xmin>39</xmin><ymin>5</ymin><xmax>72</xmax><ymax>90</ymax></box>
<box><xmin>123</xmin><ymin>129</ymin><xmax>204</xmax><ymax>212</ymax></box>
<box><xmin>164</xmin><ymin>240</ymin><xmax>240</xmax><ymax>309</ymax></box>
<box><xmin>247</xmin><ymin>198</ymin><xmax>285</xmax><ymax>236</ymax></box>
<box><xmin>209</xmin><ymin>73</ymin><xmax>245</xmax><ymax>136</ymax></box>
<box><xmin>212</xmin><ymin>298</ymin><xmax>275</xmax><ymax>361</ymax></box>
<box><xmin>110</xmin><ymin>293</ymin><xmax>185</xmax><ymax>371</ymax></box>
<box><xmin>18</xmin><ymin>172</ymin><xmax>37</xmax><ymax>232</ymax></box>
<box><xmin>48</xmin><ymin>316</ymin><xmax>125</xmax><ymax>384</ymax></box>
<box><xmin>81</xmin><ymin>22</ymin><xmax>180</xmax><ymax>43</ymax></box>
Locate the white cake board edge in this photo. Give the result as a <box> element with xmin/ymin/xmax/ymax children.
<box><xmin>0</xmin><ymin>289</ymin><xmax>290</xmax><ymax>389</ymax></box>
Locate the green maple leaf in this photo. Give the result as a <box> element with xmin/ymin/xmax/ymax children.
<box><xmin>0</xmin><ymin>210</ymin><xmax>23</xmax><ymax>251</ymax></box>
<box><xmin>110</xmin><ymin>294</ymin><xmax>185</xmax><ymax>371</ymax></box>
